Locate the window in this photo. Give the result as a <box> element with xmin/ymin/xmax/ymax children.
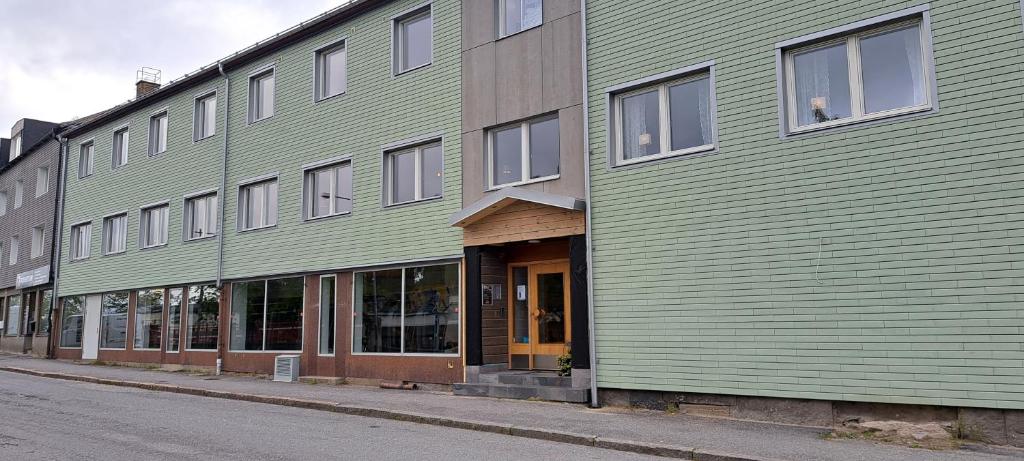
<box><xmin>31</xmin><ymin>226</ymin><xmax>43</xmax><ymax>259</ymax></box>
<box><xmin>185</xmin><ymin>193</ymin><xmax>218</xmax><ymax>240</ymax></box>
<box><xmin>100</xmin><ymin>292</ymin><xmax>129</xmax><ymax>349</ymax></box>
<box><xmin>315</xmin><ymin>42</ymin><xmax>347</xmax><ymax>101</ymax></box>
<box><xmin>187</xmin><ymin>285</ymin><xmax>219</xmax><ymax>350</ymax></box>
<box><xmin>304</xmin><ymin>162</ymin><xmax>352</xmax><ymax>219</ymax></box>
<box><xmin>248</xmin><ymin>68</ymin><xmax>275</xmax><ymax>123</ymax></box>
<box><xmin>60</xmin><ymin>296</ymin><xmax>84</xmax><ymax>347</ymax></box>
<box><xmin>319</xmin><ymin>275</ymin><xmax>335</xmax><ymax>355</ymax></box>
<box><xmin>194</xmin><ymin>93</ymin><xmax>217</xmax><ymax>141</ymax></box>
<box><xmin>102</xmin><ymin>214</ymin><xmax>128</xmax><ymax>255</ymax></box>
<box><xmin>148</xmin><ymin>111</ymin><xmax>168</xmax><ymax>155</ymax></box>
<box><xmin>14</xmin><ymin>180</ymin><xmax>23</xmax><ymax>208</ymax></box>
<box><xmin>10</xmin><ymin>133</ymin><xmax>21</xmax><ymax>160</ymax></box>
<box><xmin>5</xmin><ymin>296</ymin><xmax>20</xmax><ymax>336</ymax></box>
<box><xmin>0</xmin><ymin>191</ymin><xmax>6</xmax><ymax>216</ymax></box>
<box><xmin>238</xmin><ymin>179</ymin><xmax>278</xmax><ymax>230</ymax></box>
<box><xmin>39</xmin><ymin>290</ymin><xmax>53</xmax><ymax>336</ymax></box>
<box><xmin>614</xmin><ymin>70</ymin><xmax>715</xmax><ymax>165</ymax></box>
<box><xmin>353</xmin><ymin>263</ymin><xmax>459</xmax><ymax>355</ymax></box>
<box><xmin>394</xmin><ymin>6</ymin><xmax>432</xmax><ymax>74</ymax></box>
<box><xmin>230</xmin><ymin>277</ymin><xmax>303</xmax><ymax>352</ymax></box>
<box><xmin>488</xmin><ymin>116</ymin><xmax>559</xmax><ymax>188</ymax></box>
<box><xmin>140</xmin><ymin>204</ymin><xmax>169</xmax><ymax>248</ymax></box>
<box><xmin>385</xmin><ymin>142</ymin><xmax>442</xmax><ymax>206</ymax></box>
<box><xmin>166</xmin><ymin>288</ymin><xmax>182</xmax><ymax>352</ymax></box>
<box><xmin>9</xmin><ymin>236</ymin><xmax>18</xmax><ymax>266</ymax></box>
<box><xmin>134</xmin><ymin>288</ymin><xmax>163</xmax><ymax>350</ymax></box>
<box><xmin>70</xmin><ymin>222</ymin><xmax>92</xmax><ymax>260</ymax></box>
<box><xmin>781</xmin><ymin>17</ymin><xmax>932</xmax><ymax>134</ymax></box>
<box><xmin>499</xmin><ymin>0</ymin><xmax>542</xmax><ymax>37</ymax></box>
<box><xmin>79</xmin><ymin>142</ymin><xmax>95</xmax><ymax>178</ymax></box>
<box><xmin>112</xmin><ymin>126</ymin><xmax>129</xmax><ymax>168</ymax></box>
<box><xmin>35</xmin><ymin>166</ymin><xmax>49</xmax><ymax>197</ymax></box>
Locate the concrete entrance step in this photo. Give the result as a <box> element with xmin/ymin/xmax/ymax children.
<box><xmin>477</xmin><ymin>371</ymin><xmax>572</xmax><ymax>387</ymax></box>
<box><xmin>452</xmin><ymin>382</ymin><xmax>589</xmax><ymax>403</ymax></box>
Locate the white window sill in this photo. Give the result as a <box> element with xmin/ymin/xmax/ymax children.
<box><xmin>394</xmin><ymin>62</ymin><xmax>432</xmax><ymax>77</ymax></box>
<box><xmin>315</xmin><ymin>91</ymin><xmax>347</xmax><ymax>104</ymax></box>
<box><xmin>238</xmin><ymin>224</ymin><xmax>277</xmax><ymax>234</ymax></box>
<box><xmin>193</xmin><ymin>134</ymin><xmax>216</xmax><ymax>143</ymax></box>
<box><xmin>304</xmin><ymin>211</ymin><xmax>352</xmax><ymax>222</ymax></box>
<box><xmin>616</xmin><ymin>143</ymin><xmax>716</xmax><ymax>167</ymax></box>
<box><xmin>487</xmin><ymin>174</ymin><xmax>560</xmax><ymax>192</ymax></box>
<box><xmin>497</xmin><ymin>23</ymin><xmax>542</xmax><ymax>41</ymax></box>
<box><xmin>350</xmin><ymin>351</ymin><xmax>460</xmax><ymax>358</ymax></box>
<box><xmin>787</xmin><ymin>104</ymin><xmax>932</xmax><ymax>136</ymax></box>
<box><xmin>385</xmin><ymin>195</ymin><xmax>443</xmax><ymax>209</ymax></box>
<box><xmin>247</xmin><ymin>115</ymin><xmax>274</xmax><ymax>126</ymax></box>
<box><xmin>184</xmin><ymin>235</ymin><xmax>217</xmax><ymax>243</ymax></box>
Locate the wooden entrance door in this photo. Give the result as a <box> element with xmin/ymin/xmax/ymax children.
<box><xmin>507</xmin><ymin>261</ymin><xmax>571</xmax><ymax>370</ymax></box>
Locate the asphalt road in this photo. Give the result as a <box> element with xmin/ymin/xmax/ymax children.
<box><xmin>0</xmin><ymin>371</ymin><xmax>659</xmax><ymax>460</ymax></box>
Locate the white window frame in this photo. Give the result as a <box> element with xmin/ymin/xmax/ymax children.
<box><xmin>314</xmin><ymin>40</ymin><xmax>347</xmax><ymax>102</ymax></box>
<box><xmin>228</xmin><ymin>276</ymin><xmax>305</xmax><ymax>353</ymax></box>
<box><xmin>498</xmin><ymin>0</ymin><xmax>543</xmax><ymax>38</ymax></box>
<box><xmin>318</xmin><ymin>274</ymin><xmax>336</xmax><ymax>357</ymax></box>
<box><xmin>0</xmin><ymin>191</ymin><xmax>7</xmax><ymax>216</ymax></box>
<box><xmin>383</xmin><ymin>140</ymin><xmax>443</xmax><ymax>207</ymax></box>
<box><xmin>70</xmin><ymin>222</ymin><xmax>92</xmax><ymax>261</ymax></box>
<box><xmin>775</xmin><ymin>6</ymin><xmax>937</xmax><ymax>137</ymax></box>
<box><xmin>13</xmin><ymin>180</ymin><xmax>23</xmax><ymax>209</ymax></box>
<box><xmin>247</xmin><ymin>66</ymin><xmax>276</xmax><ymax>124</ymax></box>
<box><xmin>183</xmin><ymin>192</ymin><xmax>218</xmax><ymax>241</ymax></box>
<box><xmin>303</xmin><ymin>160</ymin><xmax>353</xmax><ymax>220</ymax></box>
<box><xmin>610</xmin><ymin>65</ymin><xmax>717</xmax><ymax>167</ymax></box>
<box><xmin>486</xmin><ymin>115</ymin><xmax>560</xmax><ymax>190</ymax></box>
<box><xmin>237</xmin><ymin>177</ymin><xmax>278</xmax><ymax>231</ymax></box>
<box><xmin>101</xmin><ymin>212</ymin><xmax>128</xmax><ymax>255</ymax></box>
<box><xmin>35</xmin><ymin>166</ymin><xmax>49</xmax><ymax>197</ymax></box>
<box><xmin>79</xmin><ymin>141</ymin><xmax>95</xmax><ymax>179</ymax></box>
<box><xmin>392</xmin><ymin>4</ymin><xmax>433</xmax><ymax>75</ymax></box>
<box><xmin>10</xmin><ymin>133</ymin><xmax>22</xmax><ymax>161</ymax></box>
<box><xmin>112</xmin><ymin>125</ymin><xmax>129</xmax><ymax>169</ymax></box>
<box><xmin>139</xmin><ymin>203</ymin><xmax>169</xmax><ymax>249</ymax></box>
<box><xmin>9</xmin><ymin>236</ymin><xmax>19</xmax><ymax>265</ymax></box>
<box><xmin>148</xmin><ymin>109</ymin><xmax>169</xmax><ymax>156</ymax></box>
<box><xmin>193</xmin><ymin>91</ymin><xmax>217</xmax><ymax>141</ymax></box>
<box><xmin>30</xmin><ymin>225</ymin><xmax>44</xmax><ymax>259</ymax></box>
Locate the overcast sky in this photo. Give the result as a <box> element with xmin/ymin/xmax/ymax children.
<box><xmin>0</xmin><ymin>0</ymin><xmax>348</xmax><ymax>134</ymax></box>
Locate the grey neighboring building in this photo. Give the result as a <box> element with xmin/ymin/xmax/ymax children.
<box><xmin>0</xmin><ymin>118</ymin><xmax>61</xmax><ymax>356</ymax></box>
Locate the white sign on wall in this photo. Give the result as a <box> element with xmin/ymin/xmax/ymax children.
<box><xmin>15</xmin><ymin>265</ymin><xmax>50</xmax><ymax>289</ymax></box>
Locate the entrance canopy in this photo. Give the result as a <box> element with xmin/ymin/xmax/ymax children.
<box><xmin>449</xmin><ymin>188</ymin><xmax>585</xmax><ymax>228</ymax></box>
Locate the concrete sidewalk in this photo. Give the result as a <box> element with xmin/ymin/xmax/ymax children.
<box><xmin>0</xmin><ymin>355</ymin><xmax>1020</xmax><ymax>461</ymax></box>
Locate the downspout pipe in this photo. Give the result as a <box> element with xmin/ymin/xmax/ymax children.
<box><xmin>580</xmin><ymin>0</ymin><xmax>599</xmax><ymax>408</ymax></box>
<box><xmin>215</xmin><ymin>61</ymin><xmax>231</xmax><ymax>375</ymax></box>
<box><xmin>49</xmin><ymin>134</ymin><xmax>69</xmax><ymax>359</ymax></box>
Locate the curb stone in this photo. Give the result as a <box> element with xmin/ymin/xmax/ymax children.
<box><xmin>0</xmin><ymin>366</ymin><xmax>774</xmax><ymax>461</ymax></box>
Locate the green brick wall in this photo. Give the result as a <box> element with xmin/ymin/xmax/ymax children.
<box><xmin>585</xmin><ymin>0</ymin><xmax>1024</xmax><ymax>409</ymax></box>
<box><xmin>60</xmin><ymin>0</ymin><xmax>463</xmax><ymax>295</ymax></box>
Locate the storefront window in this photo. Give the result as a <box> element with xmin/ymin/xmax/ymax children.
<box><xmin>39</xmin><ymin>290</ymin><xmax>53</xmax><ymax>335</ymax></box>
<box><xmin>167</xmin><ymin>288</ymin><xmax>182</xmax><ymax>352</ymax></box>
<box><xmin>188</xmin><ymin>285</ymin><xmax>219</xmax><ymax>350</ymax></box>
<box><xmin>60</xmin><ymin>296</ymin><xmax>84</xmax><ymax>347</ymax></box>
<box><xmin>6</xmin><ymin>296</ymin><xmax>21</xmax><ymax>336</ymax></box>
<box><xmin>134</xmin><ymin>289</ymin><xmax>163</xmax><ymax>350</ymax></box>
<box><xmin>319</xmin><ymin>276</ymin><xmax>336</xmax><ymax>355</ymax></box>
<box><xmin>230</xmin><ymin>277</ymin><xmax>302</xmax><ymax>351</ymax></box>
<box><xmin>354</xmin><ymin>263</ymin><xmax>459</xmax><ymax>355</ymax></box>
<box><xmin>100</xmin><ymin>292</ymin><xmax>129</xmax><ymax>349</ymax></box>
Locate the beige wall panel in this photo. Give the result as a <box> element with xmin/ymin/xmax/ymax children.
<box><xmin>541</xmin><ymin>13</ymin><xmax>583</xmax><ymax>113</ymax></box>
<box><xmin>494</xmin><ymin>27</ymin><xmax>544</xmax><ymax>124</ymax></box>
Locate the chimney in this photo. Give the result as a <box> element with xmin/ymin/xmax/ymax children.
<box><xmin>136</xmin><ymin>67</ymin><xmax>162</xmax><ymax>99</ymax></box>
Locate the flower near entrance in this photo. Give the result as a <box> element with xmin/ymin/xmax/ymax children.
<box><xmin>557</xmin><ymin>347</ymin><xmax>571</xmax><ymax>377</ymax></box>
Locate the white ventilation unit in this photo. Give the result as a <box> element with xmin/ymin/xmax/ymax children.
<box><xmin>274</xmin><ymin>355</ymin><xmax>300</xmax><ymax>382</ymax></box>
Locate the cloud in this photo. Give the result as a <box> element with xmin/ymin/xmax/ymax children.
<box><xmin>0</xmin><ymin>0</ymin><xmax>348</xmax><ymax>133</ymax></box>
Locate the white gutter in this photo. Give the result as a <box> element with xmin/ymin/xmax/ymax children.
<box><xmin>215</xmin><ymin>62</ymin><xmax>231</xmax><ymax>289</ymax></box>
<box><xmin>580</xmin><ymin>0</ymin><xmax>599</xmax><ymax>408</ymax></box>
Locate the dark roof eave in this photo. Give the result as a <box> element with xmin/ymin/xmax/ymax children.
<box><xmin>61</xmin><ymin>0</ymin><xmax>382</xmax><ymax>139</ymax></box>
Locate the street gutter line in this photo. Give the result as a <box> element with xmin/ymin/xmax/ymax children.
<box><xmin>0</xmin><ymin>365</ymin><xmax>761</xmax><ymax>461</ymax></box>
